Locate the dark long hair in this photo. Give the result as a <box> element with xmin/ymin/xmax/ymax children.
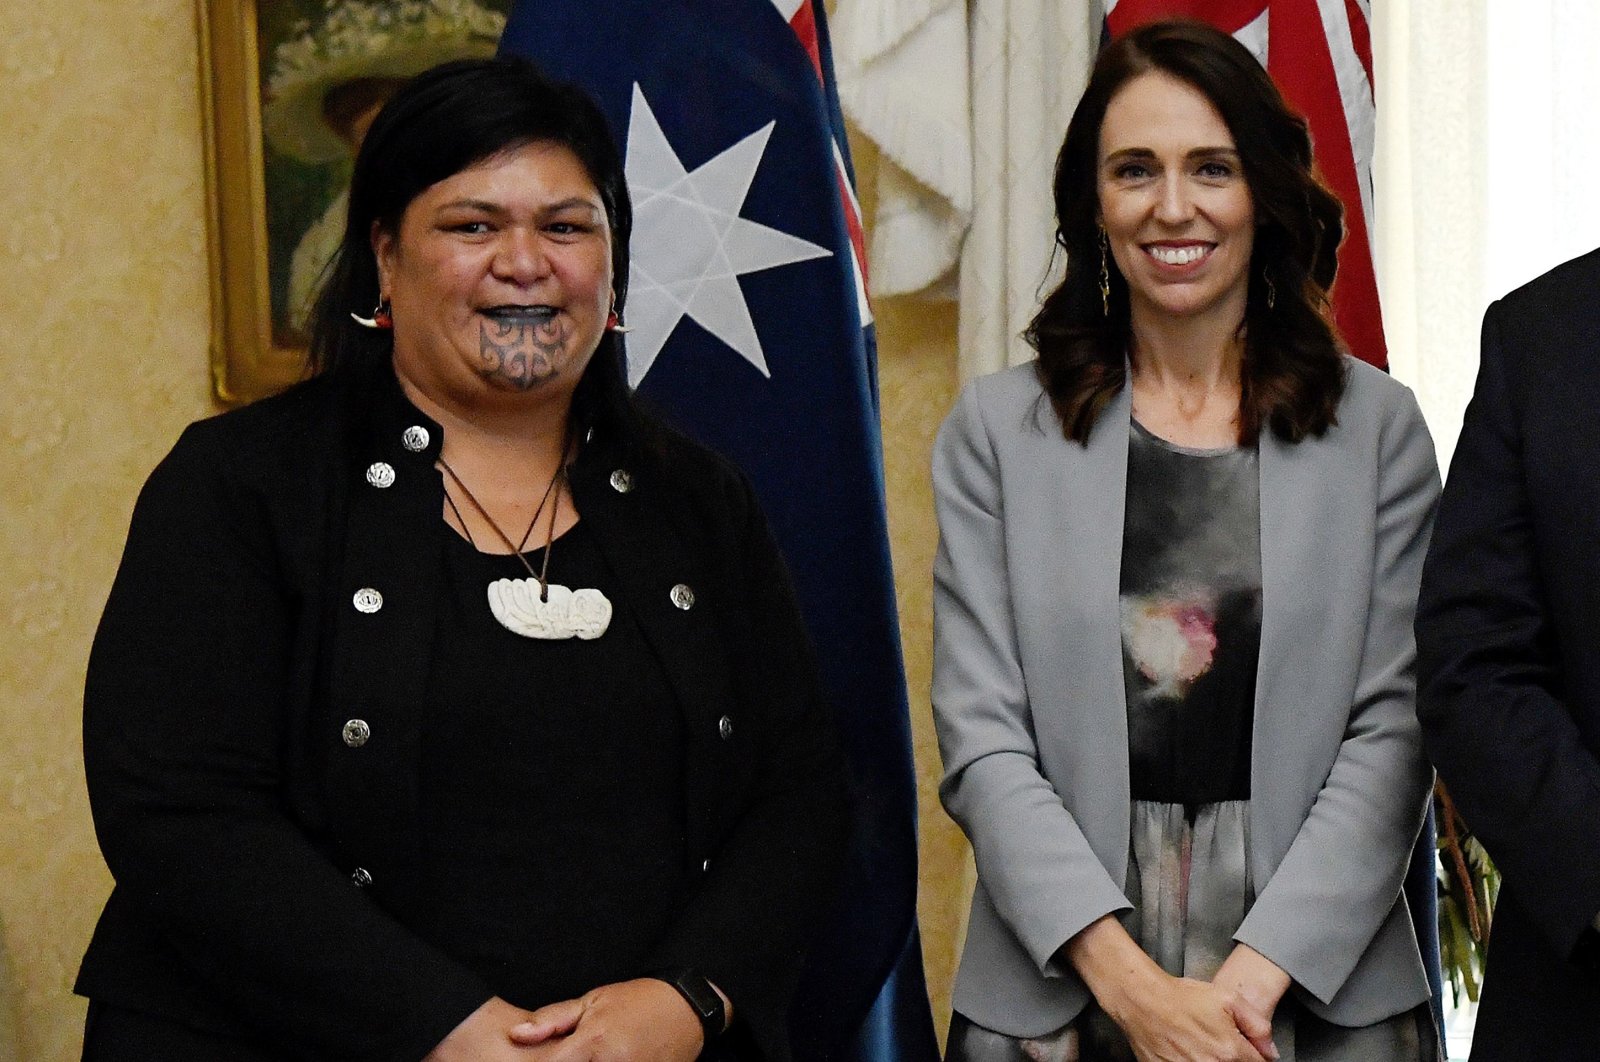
<box><xmin>1027</xmin><ymin>19</ymin><xmax>1346</xmax><ymax>446</ymax></box>
<box><xmin>306</xmin><ymin>56</ymin><xmax>636</xmax><ymax>443</ymax></box>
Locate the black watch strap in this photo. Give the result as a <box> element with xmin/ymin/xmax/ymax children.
<box><xmin>654</xmin><ymin>967</ymin><xmax>727</xmax><ymax>1040</ymax></box>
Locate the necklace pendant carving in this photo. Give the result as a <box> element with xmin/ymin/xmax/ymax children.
<box><xmin>487</xmin><ymin>577</ymin><xmax>612</xmax><ymax>640</ymax></box>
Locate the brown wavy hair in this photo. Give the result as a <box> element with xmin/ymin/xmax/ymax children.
<box><xmin>1026</xmin><ymin>19</ymin><xmax>1347</xmax><ymax>446</ymax></box>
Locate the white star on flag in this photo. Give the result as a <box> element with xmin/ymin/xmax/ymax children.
<box><xmin>621</xmin><ymin>83</ymin><xmax>832</xmax><ymax>388</ymax></box>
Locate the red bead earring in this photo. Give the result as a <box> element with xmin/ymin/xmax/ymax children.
<box><xmin>605</xmin><ymin>302</ymin><xmax>629</xmax><ymax>334</ymax></box>
<box><xmin>351</xmin><ymin>298</ymin><xmax>393</xmax><ymax>330</ymax></box>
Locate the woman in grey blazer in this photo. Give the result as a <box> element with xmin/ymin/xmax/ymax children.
<box><xmin>932</xmin><ymin>22</ymin><xmax>1439</xmax><ymax>1062</ymax></box>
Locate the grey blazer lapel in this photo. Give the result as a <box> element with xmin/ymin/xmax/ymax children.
<box><xmin>1026</xmin><ymin>383</ymin><xmax>1134</xmax><ymax>884</ymax></box>
<box><xmin>1253</xmin><ymin>427</ymin><xmax>1354</xmax><ymax>873</ymax></box>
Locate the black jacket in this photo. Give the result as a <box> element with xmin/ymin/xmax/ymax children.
<box><xmin>1417</xmin><ymin>247</ymin><xmax>1600</xmax><ymax>1060</ymax></box>
<box><xmin>77</xmin><ymin>362</ymin><xmax>849</xmax><ymax>1061</ymax></box>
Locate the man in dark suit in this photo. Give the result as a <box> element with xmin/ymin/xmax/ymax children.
<box><xmin>1417</xmin><ymin>247</ymin><xmax>1600</xmax><ymax>1061</ymax></box>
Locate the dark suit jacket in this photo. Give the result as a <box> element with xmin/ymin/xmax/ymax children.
<box><xmin>1417</xmin><ymin>248</ymin><xmax>1600</xmax><ymax>1060</ymax></box>
<box><xmin>76</xmin><ymin>361</ymin><xmax>848</xmax><ymax>1062</ymax></box>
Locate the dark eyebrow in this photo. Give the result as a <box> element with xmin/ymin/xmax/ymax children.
<box><xmin>438</xmin><ymin>198</ymin><xmax>507</xmax><ymax>215</ymax></box>
<box><xmin>1103</xmin><ymin>148</ymin><xmax>1156</xmax><ymax>165</ymax></box>
<box><xmin>540</xmin><ymin>197</ymin><xmax>606</xmax><ymax>216</ymax></box>
<box><xmin>436</xmin><ymin>196</ymin><xmax>604</xmax><ymax>217</ymax></box>
<box><xmin>1102</xmin><ymin>146</ymin><xmax>1241</xmax><ymax>164</ymax></box>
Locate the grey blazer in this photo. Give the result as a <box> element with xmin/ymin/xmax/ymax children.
<box><xmin>931</xmin><ymin>358</ymin><xmax>1439</xmax><ymax>1037</ymax></box>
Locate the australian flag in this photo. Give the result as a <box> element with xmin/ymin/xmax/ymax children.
<box><xmin>499</xmin><ymin>2</ymin><xmax>939</xmax><ymax>1058</ymax></box>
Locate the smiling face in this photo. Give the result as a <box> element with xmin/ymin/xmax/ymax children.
<box><xmin>374</xmin><ymin>139</ymin><xmax>613</xmax><ymax>408</ymax></box>
<box><xmin>1097</xmin><ymin>70</ymin><xmax>1255</xmax><ymax>327</ymax></box>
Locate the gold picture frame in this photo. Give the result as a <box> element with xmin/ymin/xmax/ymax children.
<box><xmin>199</xmin><ymin>0</ymin><xmax>302</xmax><ymax>404</ymax></box>
<box><xmin>197</xmin><ymin>0</ymin><xmax>510</xmax><ymax>404</ymax></box>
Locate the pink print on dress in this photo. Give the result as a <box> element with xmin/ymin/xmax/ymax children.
<box><xmin>1120</xmin><ymin>593</ymin><xmax>1219</xmax><ymax>698</ymax></box>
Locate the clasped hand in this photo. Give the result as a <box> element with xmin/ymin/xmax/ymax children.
<box><xmin>1106</xmin><ymin>969</ymin><xmax>1277</xmax><ymax>1062</ymax></box>
<box><xmin>425</xmin><ymin>979</ymin><xmax>705</xmax><ymax>1062</ymax></box>
<box><xmin>1069</xmin><ymin>917</ymin><xmax>1288</xmax><ymax>1062</ymax></box>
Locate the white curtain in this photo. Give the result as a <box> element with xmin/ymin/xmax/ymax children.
<box><xmin>1376</xmin><ymin>0</ymin><xmax>1600</xmax><ymax>472</ymax></box>
<box><xmin>1481</xmin><ymin>2</ymin><xmax>1600</xmax><ymax>304</ymax></box>
<box><xmin>1370</xmin><ymin>0</ymin><xmax>1487</xmax><ymax>474</ymax></box>
<box><xmin>958</xmin><ymin>0</ymin><xmax>1099</xmax><ymax>378</ymax></box>
<box><xmin>832</xmin><ymin>0</ymin><xmax>974</xmax><ymax>299</ymax></box>
<box><xmin>834</xmin><ymin>0</ymin><xmax>1099</xmax><ymax>380</ymax></box>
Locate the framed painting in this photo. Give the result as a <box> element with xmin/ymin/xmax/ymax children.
<box><xmin>198</xmin><ymin>0</ymin><xmax>512</xmax><ymax>403</ymax></box>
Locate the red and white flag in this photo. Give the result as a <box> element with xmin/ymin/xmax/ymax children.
<box><xmin>1105</xmin><ymin>0</ymin><xmax>1385</xmax><ymax>369</ymax></box>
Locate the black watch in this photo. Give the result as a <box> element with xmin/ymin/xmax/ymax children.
<box><xmin>654</xmin><ymin>967</ymin><xmax>727</xmax><ymax>1040</ymax></box>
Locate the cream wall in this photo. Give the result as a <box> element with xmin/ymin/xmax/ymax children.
<box><xmin>0</xmin><ymin>0</ymin><xmax>217</xmax><ymax>1058</ymax></box>
<box><xmin>0</xmin><ymin>2</ymin><xmax>966</xmax><ymax>1058</ymax></box>
<box><xmin>862</xmin><ymin>182</ymin><xmax>968</xmax><ymax>1040</ymax></box>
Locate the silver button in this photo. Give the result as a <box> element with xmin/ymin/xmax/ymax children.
<box><xmin>352</xmin><ymin>588</ymin><xmax>383</xmax><ymax>613</ymax></box>
<box><xmin>670</xmin><ymin>583</ymin><xmax>695</xmax><ymax>610</ymax></box>
<box><xmin>401</xmin><ymin>425</ymin><xmax>430</xmax><ymax>452</ymax></box>
<box><xmin>717</xmin><ymin>715</ymin><xmax>734</xmax><ymax>741</ymax></box>
<box><xmin>350</xmin><ymin>867</ymin><xmax>373</xmax><ymax>887</ymax></box>
<box><xmin>610</xmin><ymin>469</ymin><xmax>634</xmax><ymax>493</ymax></box>
<box><xmin>365</xmin><ymin>462</ymin><xmax>396</xmax><ymax>488</ymax></box>
<box><xmin>341</xmin><ymin>719</ymin><xmax>371</xmax><ymax>747</ymax></box>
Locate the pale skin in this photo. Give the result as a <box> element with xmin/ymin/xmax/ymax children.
<box><xmin>1065</xmin><ymin>920</ymin><xmax>1284</xmax><ymax>1062</ymax></box>
<box><xmin>1101</xmin><ymin>69</ymin><xmax>1256</xmax><ymax>451</ymax></box>
<box><xmin>380</xmin><ymin>143</ymin><xmax>732</xmax><ymax>1059</ymax></box>
<box><xmin>1057</xmin><ymin>70</ymin><xmax>1294</xmax><ymax>1062</ymax></box>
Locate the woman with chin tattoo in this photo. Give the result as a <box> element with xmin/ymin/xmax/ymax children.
<box><xmin>933</xmin><ymin>21</ymin><xmax>1439</xmax><ymax>1062</ymax></box>
<box><xmin>77</xmin><ymin>57</ymin><xmax>847</xmax><ymax>1062</ymax></box>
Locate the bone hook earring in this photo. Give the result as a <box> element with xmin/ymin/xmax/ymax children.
<box><xmin>352</xmin><ymin>298</ymin><xmax>393</xmax><ymax>330</ymax></box>
<box><xmin>1097</xmin><ymin>227</ymin><xmax>1111</xmax><ymax>317</ymax></box>
<box><xmin>605</xmin><ymin>296</ymin><xmax>630</xmax><ymax>334</ymax></box>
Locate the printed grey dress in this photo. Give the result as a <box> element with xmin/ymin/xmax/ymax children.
<box><xmin>946</xmin><ymin>421</ymin><xmax>1437</xmax><ymax>1062</ymax></box>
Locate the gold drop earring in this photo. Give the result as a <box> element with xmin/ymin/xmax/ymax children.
<box><xmin>1098</xmin><ymin>227</ymin><xmax>1111</xmax><ymax>317</ymax></box>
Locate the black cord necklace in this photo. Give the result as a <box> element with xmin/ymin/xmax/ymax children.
<box><xmin>436</xmin><ymin>457</ymin><xmax>611</xmax><ymax>641</ymax></box>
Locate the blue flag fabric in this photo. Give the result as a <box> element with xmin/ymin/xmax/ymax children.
<box><xmin>499</xmin><ymin>4</ymin><xmax>938</xmax><ymax>1058</ymax></box>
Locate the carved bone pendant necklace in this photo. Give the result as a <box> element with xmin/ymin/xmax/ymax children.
<box><xmin>438</xmin><ymin>457</ymin><xmax>612</xmax><ymax>641</ymax></box>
